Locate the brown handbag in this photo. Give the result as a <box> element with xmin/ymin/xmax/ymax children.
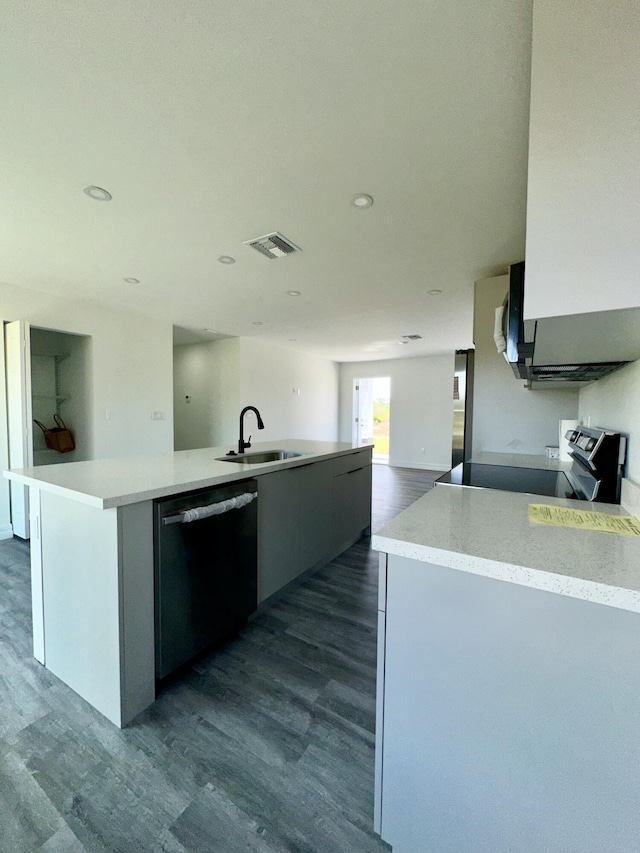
<box><xmin>33</xmin><ymin>414</ymin><xmax>76</xmax><ymax>454</ymax></box>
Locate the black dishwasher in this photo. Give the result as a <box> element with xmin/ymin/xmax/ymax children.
<box><xmin>154</xmin><ymin>479</ymin><xmax>258</xmax><ymax>680</ymax></box>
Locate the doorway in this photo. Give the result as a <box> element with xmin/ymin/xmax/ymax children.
<box><xmin>353</xmin><ymin>377</ymin><xmax>391</xmax><ymax>464</ymax></box>
<box><xmin>452</xmin><ymin>349</ymin><xmax>474</xmax><ymax>468</ymax></box>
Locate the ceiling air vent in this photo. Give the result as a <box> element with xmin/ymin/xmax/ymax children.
<box><xmin>243</xmin><ymin>232</ymin><xmax>301</xmax><ymax>259</ymax></box>
<box><xmin>402</xmin><ymin>334</ymin><xmax>423</xmax><ymax>341</ymax></box>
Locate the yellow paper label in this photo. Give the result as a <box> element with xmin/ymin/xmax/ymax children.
<box><xmin>528</xmin><ymin>504</ymin><xmax>640</xmax><ymax>537</ymax></box>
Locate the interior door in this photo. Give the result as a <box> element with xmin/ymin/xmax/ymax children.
<box><xmin>353</xmin><ymin>380</ymin><xmax>362</xmax><ymax>445</ymax></box>
<box><xmin>353</xmin><ymin>378</ymin><xmax>375</xmax><ymax>447</ymax></box>
<box><xmin>5</xmin><ymin>320</ymin><xmax>32</xmax><ymax>538</ymax></box>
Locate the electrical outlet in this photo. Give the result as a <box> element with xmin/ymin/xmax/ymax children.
<box><xmin>151</xmin><ymin>410</ymin><xmax>165</xmax><ymax>421</ymax></box>
<box><xmin>105</xmin><ymin>409</ymin><xmax>114</xmax><ymax>421</ymax></box>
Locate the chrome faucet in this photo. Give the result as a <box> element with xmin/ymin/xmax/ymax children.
<box><xmin>237</xmin><ymin>406</ymin><xmax>265</xmax><ymax>455</ymax></box>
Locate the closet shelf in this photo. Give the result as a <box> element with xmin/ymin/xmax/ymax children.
<box><xmin>32</xmin><ymin>394</ymin><xmax>69</xmax><ymax>401</ymax></box>
<box><xmin>32</xmin><ymin>353</ymin><xmax>71</xmax><ymax>362</ymax></box>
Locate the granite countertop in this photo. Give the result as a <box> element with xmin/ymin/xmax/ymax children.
<box><xmin>4</xmin><ymin>440</ymin><xmax>372</xmax><ymax>509</ymax></box>
<box><xmin>372</xmin><ymin>486</ymin><xmax>640</xmax><ymax>614</ymax></box>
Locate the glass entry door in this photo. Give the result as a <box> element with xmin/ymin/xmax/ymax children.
<box><xmin>353</xmin><ymin>377</ymin><xmax>390</xmax><ymax>464</ymax></box>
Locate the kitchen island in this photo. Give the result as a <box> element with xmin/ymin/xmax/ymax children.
<box><xmin>372</xmin><ymin>483</ymin><xmax>640</xmax><ymax>853</ymax></box>
<box><xmin>5</xmin><ymin>440</ymin><xmax>372</xmax><ymax>727</ymax></box>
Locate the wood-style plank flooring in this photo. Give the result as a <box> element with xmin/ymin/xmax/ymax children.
<box><xmin>0</xmin><ymin>465</ymin><xmax>440</xmax><ymax>852</ymax></box>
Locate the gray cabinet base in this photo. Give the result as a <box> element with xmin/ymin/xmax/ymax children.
<box><xmin>379</xmin><ymin>553</ymin><xmax>640</xmax><ymax>853</ymax></box>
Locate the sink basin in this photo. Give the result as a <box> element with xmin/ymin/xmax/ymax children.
<box><xmin>216</xmin><ymin>450</ymin><xmax>306</xmax><ymax>464</ymax></box>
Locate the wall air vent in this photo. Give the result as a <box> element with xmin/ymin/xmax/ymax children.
<box><xmin>243</xmin><ymin>232</ymin><xmax>301</xmax><ymax>259</ymax></box>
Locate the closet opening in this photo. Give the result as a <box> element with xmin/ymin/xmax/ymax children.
<box><xmin>3</xmin><ymin>322</ymin><xmax>92</xmax><ymax>538</ymax></box>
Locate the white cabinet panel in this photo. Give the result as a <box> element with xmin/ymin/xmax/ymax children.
<box><xmin>525</xmin><ymin>0</ymin><xmax>640</xmax><ymax>319</ymax></box>
<box><xmin>380</xmin><ymin>553</ymin><xmax>640</xmax><ymax>852</ymax></box>
<box><xmin>41</xmin><ymin>491</ymin><xmax>122</xmax><ymax>725</ymax></box>
<box><xmin>28</xmin><ymin>488</ymin><xmax>44</xmax><ymax>663</ymax></box>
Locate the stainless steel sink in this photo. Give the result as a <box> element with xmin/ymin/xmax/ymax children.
<box><xmin>216</xmin><ymin>450</ymin><xmax>306</xmax><ymax>464</ymax></box>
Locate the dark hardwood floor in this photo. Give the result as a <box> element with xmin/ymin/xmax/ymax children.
<box><xmin>0</xmin><ymin>465</ymin><xmax>440</xmax><ymax>852</ymax></box>
<box><xmin>371</xmin><ymin>465</ymin><xmax>440</xmax><ymax>531</ymax></box>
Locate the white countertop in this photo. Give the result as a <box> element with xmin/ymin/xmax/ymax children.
<box><xmin>5</xmin><ymin>440</ymin><xmax>372</xmax><ymax>509</ymax></box>
<box><xmin>372</xmin><ymin>486</ymin><xmax>640</xmax><ymax>614</ymax></box>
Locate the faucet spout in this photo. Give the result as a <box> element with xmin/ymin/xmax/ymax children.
<box><xmin>238</xmin><ymin>406</ymin><xmax>265</xmax><ymax>454</ymax></box>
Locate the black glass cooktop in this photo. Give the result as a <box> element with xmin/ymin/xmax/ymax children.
<box><xmin>436</xmin><ymin>463</ymin><xmax>576</xmax><ymax>499</ymax></box>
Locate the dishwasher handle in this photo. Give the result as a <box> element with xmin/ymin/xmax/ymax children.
<box><xmin>162</xmin><ymin>491</ymin><xmax>257</xmax><ymax>525</ymax></box>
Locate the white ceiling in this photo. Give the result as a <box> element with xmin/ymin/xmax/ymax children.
<box><xmin>3</xmin><ymin>1</ymin><xmax>532</xmax><ymax>362</ymax></box>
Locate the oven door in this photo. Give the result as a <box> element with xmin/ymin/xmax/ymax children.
<box><xmin>566</xmin><ymin>461</ymin><xmax>600</xmax><ymax>502</ymax></box>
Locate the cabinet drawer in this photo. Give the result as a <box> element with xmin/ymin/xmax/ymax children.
<box><xmin>332</xmin><ymin>464</ymin><xmax>372</xmax><ymax>550</ymax></box>
<box><xmin>332</xmin><ymin>448</ymin><xmax>372</xmax><ymax>477</ymax></box>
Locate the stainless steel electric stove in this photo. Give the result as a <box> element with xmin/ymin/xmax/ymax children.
<box><xmin>436</xmin><ymin>426</ymin><xmax>626</xmax><ymax>505</ymax></box>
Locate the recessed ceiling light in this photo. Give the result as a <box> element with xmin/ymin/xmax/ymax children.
<box><xmin>428</xmin><ymin>289</ymin><xmax>443</xmax><ymax>296</ymax></box>
<box><xmin>123</xmin><ymin>277</ymin><xmax>140</xmax><ymax>284</ymax></box>
<box><xmin>83</xmin><ymin>185</ymin><xmax>112</xmax><ymax>201</ymax></box>
<box><xmin>288</xmin><ymin>338</ymin><xmax>297</xmax><ymax>342</ymax></box>
<box><xmin>203</xmin><ymin>328</ymin><xmax>218</xmax><ymax>333</ymax></box>
<box><xmin>350</xmin><ymin>194</ymin><xmax>374</xmax><ymax>209</ymax></box>
<box><xmin>286</xmin><ymin>290</ymin><xmax>301</xmax><ymax>297</ymax></box>
<box><xmin>218</xmin><ymin>256</ymin><xmax>236</xmax><ymax>265</ymax></box>
<box><xmin>252</xmin><ymin>321</ymin><xmax>263</xmax><ymax>326</ymax></box>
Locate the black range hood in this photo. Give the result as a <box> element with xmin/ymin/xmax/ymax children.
<box><xmin>528</xmin><ymin>361</ymin><xmax>629</xmax><ymax>383</ymax></box>
<box><xmin>499</xmin><ymin>262</ymin><xmax>640</xmax><ymax>388</ymax></box>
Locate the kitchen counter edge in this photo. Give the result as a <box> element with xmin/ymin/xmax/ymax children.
<box><xmin>372</xmin><ymin>485</ymin><xmax>640</xmax><ymax>615</ymax></box>
<box><xmin>4</xmin><ymin>441</ymin><xmax>374</xmax><ymax>510</ymax></box>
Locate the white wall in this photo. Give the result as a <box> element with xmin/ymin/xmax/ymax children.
<box><xmin>239</xmin><ymin>339</ymin><xmax>338</xmax><ymax>445</ymax></box>
<box><xmin>0</xmin><ymin>281</ymin><xmax>174</xmax><ymax>534</ymax></box>
<box><xmin>473</xmin><ymin>275</ymin><xmax>579</xmax><ymax>455</ymax></box>
<box><xmin>1</xmin><ymin>283</ymin><xmax>173</xmax><ymax>458</ymax></box>
<box><xmin>173</xmin><ymin>339</ymin><xmax>240</xmax><ymax>450</ymax></box>
<box><xmin>174</xmin><ymin>337</ymin><xmax>339</xmax><ymax>450</ymax></box>
<box><xmin>339</xmin><ymin>356</ymin><xmax>454</xmax><ymax>471</ymax></box>
<box><xmin>579</xmin><ymin>360</ymin><xmax>640</xmax><ymax>483</ymax></box>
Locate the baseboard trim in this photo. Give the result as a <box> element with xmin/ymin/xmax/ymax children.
<box><xmin>0</xmin><ymin>523</ymin><xmax>14</xmax><ymax>541</ymax></box>
<box><xmin>389</xmin><ymin>461</ymin><xmax>450</xmax><ymax>472</ymax></box>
